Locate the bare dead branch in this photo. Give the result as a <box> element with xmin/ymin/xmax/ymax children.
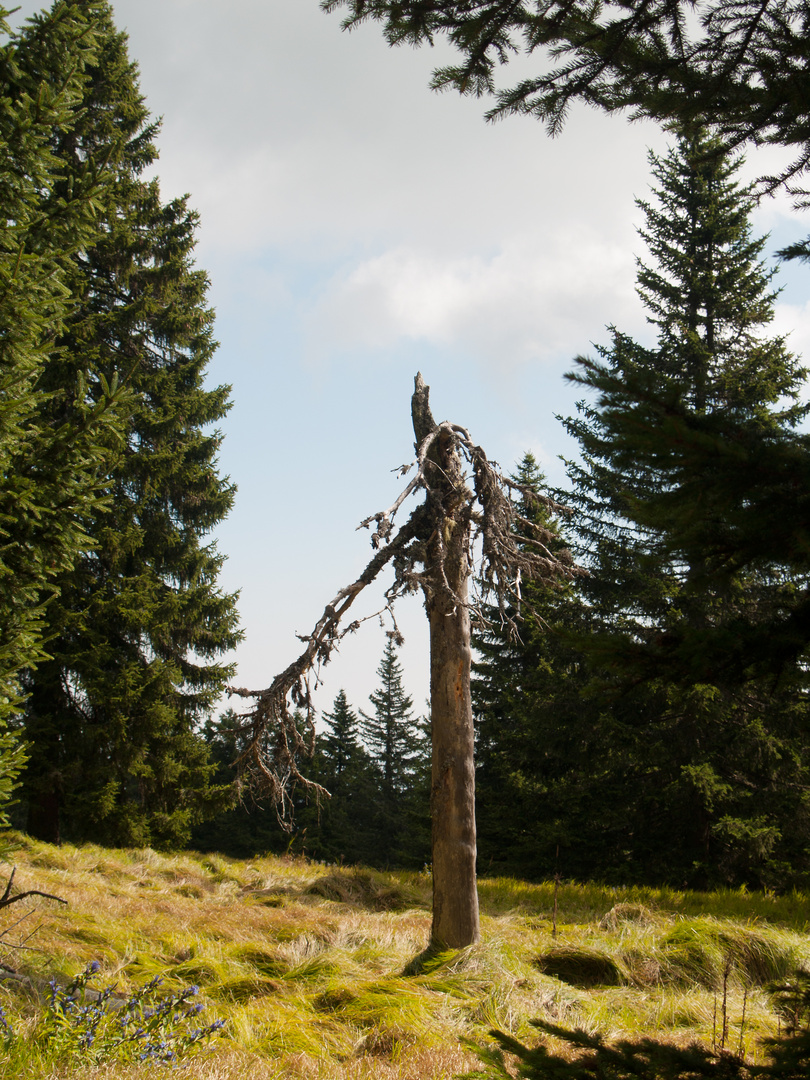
<box><xmin>232</xmin><ymin>371</ymin><xmax>582</xmax><ymax>824</ymax></box>
<box><xmin>0</xmin><ymin>890</ymin><xmax>67</xmax><ymax>909</ymax></box>
<box><xmin>227</xmin><ymin>504</ymin><xmax>429</xmax><ymax>829</ymax></box>
<box><xmin>0</xmin><ymin>868</ymin><xmax>67</xmax><ymax>911</ymax></box>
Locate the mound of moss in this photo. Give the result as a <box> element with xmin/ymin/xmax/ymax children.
<box><xmin>535</xmin><ymin>946</ymin><xmax>625</xmax><ymax>987</ymax></box>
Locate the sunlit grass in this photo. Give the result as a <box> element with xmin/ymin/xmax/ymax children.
<box><xmin>0</xmin><ymin>834</ymin><xmax>808</xmax><ymax>1078</ymax></box>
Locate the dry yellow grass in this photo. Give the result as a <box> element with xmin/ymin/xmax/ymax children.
<box><xmin>0</xmin><ymin>834</ymin><xmax>807</xmax><ymax>1079</ymax></box>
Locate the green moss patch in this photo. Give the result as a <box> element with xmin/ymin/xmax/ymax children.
<box><xmin>534</xmin><ymin>946</ymin><xmax>626</xmax><ymax>987</ymax></box>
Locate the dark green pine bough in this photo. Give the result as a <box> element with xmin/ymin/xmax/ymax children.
<box><xmin>13</xmin><ymin>1</ymin><xmax>241</xmax><ymax>849</ymax></box>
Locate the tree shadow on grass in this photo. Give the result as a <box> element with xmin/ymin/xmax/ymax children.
<box><xmin>468</xmin><ymin>1016</ymin><xmax>810</xmax><ymax>1080</ymax></box>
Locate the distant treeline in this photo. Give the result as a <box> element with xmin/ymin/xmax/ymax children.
<box><xmin>193</xmin><ymin>640</ymin><xmax>432</xmax><ymax>868</ymax></box>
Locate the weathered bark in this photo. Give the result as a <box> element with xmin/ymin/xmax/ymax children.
<box><xmin>412</xmin><ymin>374</ymin><xmax>480</xmax><ymax>947</ymax></box>
<box><xmin>427</xmin><ymin>554</ymin><xmax>479</xmax><ymax>946</ymax></box>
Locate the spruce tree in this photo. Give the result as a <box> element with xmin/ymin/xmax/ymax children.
<box><xmin>559</xmin><ymin>129</ymin><xmax>810</xmax><ymax>887</ymax></box>
<box><xmin>321</xmin><ymin>691</ymin><xmax>363</xmax><ymax>788</ymax></box>
<box><xmin>306</xmin><ymin>690</ymin><xmax>377</xmax><ymax>864</ymax></box>
<box><xmin>472</xmin><ymin>454</ymin><xmax>605</xmax><ymax>881</ymax></box>
<box><xmin>360</xmin><ymin>639</ymin><xmax>418</xmax><ymax>865</ymax></box>
<box><xmin>0</xmin><ymin>1</ymin><xmax>130</xmax><ymax>833</ymax></box>
<box><xmin>18</xmin><ymin>0</ymin><xmax>241</xmax><ymax>849</ymax></box>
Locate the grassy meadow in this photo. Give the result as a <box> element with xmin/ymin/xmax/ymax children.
<box><xmin>0</xmin><ymin>834</ymin><xmax>808</xmax><ymax>1078</ymax></box>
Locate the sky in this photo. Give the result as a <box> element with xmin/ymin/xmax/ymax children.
<box><xmin>12</xmin><ymin>0</ymin><xmax>810</xmax><ymax>720</ymax></box>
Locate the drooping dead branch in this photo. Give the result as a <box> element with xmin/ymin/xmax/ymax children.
<box><xmin>0</xmin><ymin>868</ymin><xmax>66</xmax><ymax>910</ymax></box>
<box><xmin>227</xmin><ymin>503</ymin><xmax>430</xmax><ymax>827</ymax></box>
<box><xmin>229</xmin><ymin>373</ymin><xmax>581</xmax><ymax>828</ymax></box>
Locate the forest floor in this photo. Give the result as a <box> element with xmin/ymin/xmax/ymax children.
<box><xmin>0</xmin><ymin>834</ymin><xmax>807</xmax><ymax>1078</ymax></box>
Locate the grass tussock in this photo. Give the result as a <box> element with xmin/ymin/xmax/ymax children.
<box><xmin>534</xmin><ymin>945</ymin><xmax>626</xmax><ymax>987</ymax></box>
<box><xmin>307</xmin><ymin>868</ymin><xmax>424</xmax><ymax>912</ymax></box>
<box><xmin>0</xmin><ymin>835</ymin><xmax>807</xmax><ymax>1078</ymax></box>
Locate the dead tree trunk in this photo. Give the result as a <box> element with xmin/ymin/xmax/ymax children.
<box><xmin>228</xmin><ymin>372</ymin><xmax>579</xmax><ymax>955</ymax></box>
<box><xmin>427</xmin><ymin>543</ymin><xmax>479</xmax><ymax>946</ymax></box>
<box><xmin>412</xmin><ymin>377</ymin><xmax>480</xmax><ymax>947</ymax></box>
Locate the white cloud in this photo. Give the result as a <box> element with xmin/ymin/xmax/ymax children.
<box><xmin>86</xmin><ymin>0</ymin><xmax>671</xmax><ymax>266</ymax></box>
<box><xmin>773</xmin><ymin>300</ymin><xmax>810</xmax><ymax>360</ymax></box>
<box><xmin>308</xmin><ymin>231</ymin><xmax>644</xmax><ymax>366</ymax></box>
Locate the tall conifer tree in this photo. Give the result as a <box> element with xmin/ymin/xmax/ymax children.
<box><xmin>559</xmin><ymin>129</ymin><xmax>810</xmax><ymax>887</ymax></box>
<box><xmin>18</xmin><ymin>0</ymin><xmax>241</xmax><ymax>849</ymax></box>
<box><xmin>0</xmin><ymin>2</ymin><xmax>132</xmax><ymax>835</ymax></box>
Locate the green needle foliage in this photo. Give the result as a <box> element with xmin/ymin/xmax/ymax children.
<box><xmin>473</xmin><ymin>452</ymin><xmax>597</xmax><ymax>881</ymax></box>
<box><xmin>0</xmin><ymin>1</ymin><xmax>131</xmax><ymax>832</ymax></box>
<box><xmin>559</xmin><ymin>129</ymin><xmax>810</xmax><ymax>888</ymax></box>
<box><xmin>15</xmin><ymin>0</ymin><xmax>241</xmax><ymax>849</ymax></box>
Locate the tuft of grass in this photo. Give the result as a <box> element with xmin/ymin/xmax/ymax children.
<box><xmin>307</xmin><ymin>868</ymin><xmax>424</xmax><ymax>912</ymax></box>
<box><xmin>718</xmin><ymin>922</ymin><xmax>804</xmax><ymax>985</ymax></box>
<box><xmin>655</xmin><ymin>917</ymin><xmax>806</xmax><ymax>991</ymax></box>
<box><xmin>170</xmin><ymin>956</ymin><xmax>232</xmax><ymax>986</ymax></box>
<box><xmin>213</xmin><ymin>974</ymin><xmax>283</xmax><ymax>1003</ymax></box>
<box><xmin>659</xmin><ymin>919</ymin><xmax>728</xmax><ymax>988</ymax></box>
<box><xmin>534</xmin><ymin>945</ymin><xmax>627</xmax><ymax>987</ymax></box>
<box><xmin>599</xmin><ymin>902</ymin><xmax>658</xmax><ymax>931</ymax></box>
<box><xmin>229</xmin><ymin>944</ymin><xmax>290</xmax><ymax>977</ymax></box>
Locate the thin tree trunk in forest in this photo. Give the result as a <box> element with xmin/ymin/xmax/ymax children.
<box><xmin>427</xmin><ymin>563</ymin><xmax>480</xmax><ymax>947</ymax></box>
<box><xmin>27</xmin><ymin>790</ymin><xmax>60</xmax><ymax>846</ymax></box>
